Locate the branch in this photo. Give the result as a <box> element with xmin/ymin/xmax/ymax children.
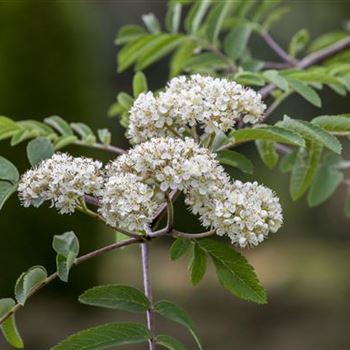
<box><xmin>171</xmin><ymin>228</ymin><xmax>216</xmax><ymax>239</ymax></box>
<box><xmin>74</xmin><ymin>140</ymin><xmax>126</xmax><ymax>156</ymax></box>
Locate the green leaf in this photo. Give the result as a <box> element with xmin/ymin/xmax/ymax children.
<box><xmin>26</xmin><ymin>137</ymin><xmax>54</xmax><ymax>166</ymax></box>
<box><xmin>71</xmin><ymin>123</ymin><xmax>96</xmax><ymax>143</ymax></box>
<box><xmin>53</xmin><ymin>231</ymin><xmax>79</xmax><ymax>282</ymax></box>
<box><xmin>166</xmin><ymin>2</ymin><xmax>182</xmax><ymax>33</ymax></box>
<box><xmin>230</xmin><ymin>126</ymin><xmax>305</xmax><ymax>147</ymax></box>
<box><xmin>115</xmin><ymin>25</ymin><xmax>146</xmax><ymax>45</ymax></box>
<box><xmin>184</xmin><ymin>0</ymin><xmax>211</xmax><ymax>34</ymax></box>
<box><xmin>133</xmin><ymin>71</ymin><xmax>148</xmax><ymax>97</ymax></box>
<box><xmin>51</xmin><ymin>323</ymin><xmax>151</xmax><ymax>350</ymax></box>
<box><xmin>308</xmin><ymin>31</ymin><xmax>348</xmax><ymax>53</ymax></box>
<box><xmin>255</xmin><ymin>140</ymin><xmax>279</xmax><ymax>169</ymax></box>
<box><xmin>0</xmin><ymin>298</ymin><xmax>23</xmax><ymax>349</ymax></box>
<box><xmin>233</xmin><ymin>72</ymin><xmax>265</xmax><ymax>86</ymax></box>
<box><xmin>142</xmin><ymin>13</ymin><xmax>161</xmax><ymax>33</ymax></box>
<box><xmin>288</xmin><ymin>29</ymin><xmax>310</xmax><ymax>57</ymax></box>
<box><xmin>97</xmin><ymin>129</ymin><xmax>112</xmax><ymax>145</ymax></box>
<box><xmin>263</xmin><ymin>70</ymin><xmax>288</xmax><ymax>91</ymax></box>
<box><xmin>170</xmin><ymin>40</ymin><xmax>197</xmax><ymax>77</ymax></box>
<box><xmin>135</xmin><ymin>34</ymin><xmax>184</xmax><ymax>71</ymax></box>
<box><xmin>10</xmin><ymin>129</ymin><xmax>32</xmax><ymax>146</ymax></box>
<box><xmin>156</xmin><ymin>335</ymin><xmax>187</xmax><ymax>350</ymax></box>
<box><xmin>54</xmin><ymin>135</ymin><xmax>78</xmax><ymax>150</ymax></box>
<box><xmin>44</xmin><ymin>116</ymin><xmax>73</xmax><ymax>136</ymax></box>
<box><xmin>344</xmin><ymin>190</ymin><xmax>350</xmax><ymax>218</ymax></box>
<box><xmin>307</xmin><ymin>157</ymin><xmax>344</xmax><ymax>207</ymax></box>
<box><xmin>183</xmin><ymin>52</ymin><xmax>228</xmax><ymax>73</ymax></box>
<box><xmin>0</xmin><ymin>116</ymin><xmax>22</xmax><ymax>141</ymax></box>
<box><xmin>289</xmin><ymin>142</ymin><xmax>323</xmax><ymax>200</ymax></box>
<box><xmin>312</xmin><ymin>114</ymin><xmax>350</xmax><ymax>134</ymax></box>
<box><xmin>0</xmin><ymin>156</ymin><xmax>19</xmax><ymax>183</ymax></box>
<box><xmin>279</xmin><ymin>150</ymin><xmax>297</xmax><ymax>173</ymax></box>
<box><xmin>262</xmin><ymin>6</ymin><xmax>290</xmax><ymax>31</ymax></box>
<box><xmin>190</xmin><ymin>244</ymin><xmax>207</xmax><ymax>286</ymax></box>
<box><xmin>217</xmin><ymin>150</ymin><xmax>254</xmax><ymax>174</ymax></box>
<box><xmin>198</xmin><ymin>239</ymin><xmax>267</xmax><ymax>304</ymax></box>
<box><xmin>277</xmin><ymin>116</ymin><xmax>342</xmax><ymax>154</ymax></box>
<box><xmin>170</xmin><ymin>238</ymin><xmax>192</xmax><ymax>261</ymax></box>
<box><xmin>154</xmin><ymin>300</ymin><xmax>202</xmax><ymax>350</ymax></box>
<box><xmin>79</xmin><ymin>285</ymin><xmax>150</xmax><ymax>312</ymax></box>
<box><xmin>223</xmin><ymin>22</ymin><xmax>251</xmax><ymax>60</ymax></box>
<box><xmin>286</xmin><ymin>78</ymin><xmax>321</xmax><ymax>107</ymax></box>
<box><xmin>206</xmin><ymin>1</ymin><xmax>233</xmax><ymax>43</ymax></box>
<box><xmin>15</xmin><ymin>266</ymin><xmax>47</xmax><ymax>305</ymax></box>
<box><xmin>0</xmin><ymin>181</ymin><xmax>17</xmax><ymax>210</ymax></box>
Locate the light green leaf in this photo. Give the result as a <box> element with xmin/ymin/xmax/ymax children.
<box><xmin>263</xmin><ymin>70</ymin><xmax>288</xmax><ymax>91</ymax></box>
<box><xmin>183</xmin><ymin>52</ymin><xmax>228</xmax><ymax>73</ymax></box>
<box><xmin>117</xmin><ymin>92</ymin><xmax>134</xmax><ymax>110</ymax></box>
<box><xmin>135</xmin><ymin>34</ymin><xmax>184</xmax><ymax>71</ymax></box>
<box><xmin>312</xmin><ymin>114</ymin><xmax>350</xmax><ymax>134</ymax></box>
<box><xmin>184</xmin><ymin>0</ymin><xmax>211</xmax><ymax>34</ymax></box>
<box><xmin>289</xmin><ymin>142</ymin><xmax>323</xmax><ymax>200</ymax></box>
<box><xmin>170</xmin><ymin>238</ymin><xmax>192</xmax><ymax>261</ymax></box>
<box><xmin>97</xmin><ymin>129</ymin><xmax>112</xmax><ymax>145</ymax></box>
<box><xmin>190</xmin><ymin>244</ymin><xmax>207</xmax><ymax>286</ymax></box>
<box><xmin>115</xmin><ymin>25</ymin><xmax>146</xmax><ymax>45</ymax></box>
<box><xmin>15</xmin><ymin>266</ymin><xmax>47</xmax><ymax>305</ymax></box>
<box><xmin>10</xmin><ymin>129</ymin><xmax>32</xmax><ymax>146</ymax></box>
<box><xmin>279</xmin><ymin>150</ymin><xmax>297</xmax><ymax>173</ymax></box>
<box><xmin>154</xmin><ymin>300</ymin><xmax>202</xmax><ymax>350</ymax></box>
<box><xmin>79</xmin><ymin>285</ymin><xmax>149</xmax><ymax>312</ymax></box>
<box><xmin>217</xmin><ymin>150</ymin><xmax>254</xmax><ymax>174</ymax></box>
<box><xmin>223</xmin><ymin>22</ymin><xmax>251</xmax><ymax>60</ymax></box>
<box><xmin>70</xmin><ymin>123</ymin><xmax>96</xmax><ymax>143</ymax></box>
<box><xmin>230</xmin><ymin>126</ymin><xmax>305</xmax><ymax>147</ymax></box>
<box><xmin>0</xmin><ymin>116</ymin><xmax>22</xmax><ymax>141</ymax></box>
<box><xmin>26</xmin><ymin>137</ymin><xmax>54</xmax><ymax>166</ymax></box>
<box><xmin>255</xmin><ymin>140</ymin><xmax>279</xmax><ymax>168</ymax></box>
<box><xmin>53</xmin><ymin>231</ymin><xmax>79</xmax><ymax>282</ymax></box>
<box><xmin>262</xmin><ymin>6</ymin><xmax>290</xmax><ymax>31</ymax></box>
<box><xmin>51</xmin><ymin>323</ymin><xmax>151</xmax><ymax>350</ymax></box>
<box><xmin>308</xmin><ymin>31</ymin><xmax>348</xmax><ymax>53</ymax></box>
<box><xmin>288</xmin><ymin>29</ymin><xmax>310</xmax><ymax>57</ymax></box>
<box><xmin>286</xmin><ymin>78</ymin><xmax>321</xmax><ymax>107</ymax></box>
<box><xmin>170</xmin><ymin>40</ymin><xmax>197</xmax><ymax>77</ymax></box>
<box><xmin>233</xmin><ymin>72</ymin><xmax>265</xmax><ymax>86</ymax></box>
<box><xmin>166</xmin><ymin>2</ymin><xmax>182</xmax><ymax>33</ymax></box>
<box><xmin>132</xmin><ymin>71</ymin><xmax>148</xmax><ymax>97</ymax></box>
<box><xmin>0</xmin><ymin>298</ymin><xmax>23</xmax><ymax>349</ymax></box>
<box><xmin>0</xmin><ymin>181</ymin><xmax>17</xmax><ymax>210</ymax></box>
<box><xmin>277</xmin><ymin>116</ymin><xmax>342</xmax><ymax>154</ymax></box>
<box><xmin>198</xmin><ymin>239</ymin><xmax>267</xmax><ymax>304</ymax></box>
<box><xmin>54</xmin><ymin>135</ymin><xmax>78</xmax><ymax>150</ymax></box>
<box><xmin>44</xmin><ymin>116</ymin><xmax>73</xmax><ymax>136</ymax></box>
<box><xmin>156</xmin><ymin>335</ymin><xmax>187</xmax><ymax>350</ymax></box>
<box><xmin>142</xmin><ymin>13</ymin><xmax>161</xmax><ymax>33</ymax></box>
<box><xmin>0</xmin><ymin>156</ymin><xmax>19</xmax><ymax>183</ymax></box>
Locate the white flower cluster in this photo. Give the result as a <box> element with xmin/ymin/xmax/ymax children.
<box><xmin>127</xmin><ymin>74</ymin><xmax>266</xmax><ymax>144</ymax></box>
<box><xmin>104</xmin><ymin>137</ymin><xmax>282</xmax><ymax>247</ymax></box>
<box><xmin>18</xmin><ymin>153</ymin><xmax>103</xmax><ymax>214</ymax></box>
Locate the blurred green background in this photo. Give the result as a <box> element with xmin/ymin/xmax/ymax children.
<box><xmin>1</xmin><ymin>1</ymin><xmax>350</xmax><ymax>349</ymax></box>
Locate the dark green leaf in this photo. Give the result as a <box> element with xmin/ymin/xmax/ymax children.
<box><xmin>217</xmin><ymin>150</ymin><xmax>254</xmax><ymax>174</ymax></box>
<box><xmin>0</xmin><ymin>181</ymin><xmax>17</xmax><ymax>210</ymax></box>
<box><xmin>156</xmin><ymin>335</ymin><xmax>187</xmax><ymax>350</ymax></box>
<box><xmin>183</xmin><ymin>52</ymin><xmax>228</xmax><ymax>73</ymax></box>
<box><xmin>255</xmin><ymin>140</ymin><xmax>279</xmax><ymax>169</ymax></box>
<box><xmin>0</xmin><ymin>156</ymin><xmax>19</xmax><ymax>183</ymax></box>
<box><xmin>190</xmin><ymin>244</ymin><xmax>207</xmax><ymax>286</ymax></box>
<box><xmin>279</xmin><ymin>150</ymin><xmax>297</xmax><ymax>173</ymax></box>
<box><xmin>233</xmin><ymin>72</ymin><xmax>265</xmax><ymax>86</ymax></box>
<box><xmin>15</xmin><ymin>266</ymin><xmax>47</xmax><ymax>305</ymax></box>
<box><xmin>51</xmin><ymin>323</ymin><xmax>151</xmax><ymax>350</ymax></box>
<box><xmin>26</xmin><ymin>137</ymin><xmax>54</xmax><ymax>166</ymax></box>
<box><xmin>0</xmin><ymin>298</ymin><xmax>23</xmax><ymax>349</ymax></box>
<box><xmin>223</xmin><ymin>22</ymin><xmax>251</xmax><ymax>60</ymax></box>
<box><xmin>44</xmin><ymin>116</ymin><xmax>73</xmax><ymax>136</ymax></box>
<box><xmin>154</xmin><ymin>300</ymin><xmax>202</xmax><ymax>350</ymax></box>
<box><xmin>79</xmin><ymin>285</ymin><xmax>149</xmax><ymax>312</ymax></box>
<box><xmin>170</xmin><ymin>238</ymin><xmax>192</xmax><ymax>261</ymax></box>
<box><xmin>287</xmin><ymin>78</ymin><xmax>321</xmax><ymax>107</ymax></box>
<box><xmin>133</xmin><ymin>72</ymin><xmax>148</xmax><ymax>97</ymax></box>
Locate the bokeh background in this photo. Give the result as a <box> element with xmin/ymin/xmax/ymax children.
<box><xmin>1</xmin><ymin>1</ymin><xmax>350</xmax><ymax>349</ymax></box>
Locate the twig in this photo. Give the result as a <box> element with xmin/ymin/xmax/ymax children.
<box><xmin>74</xmin><ymin>140</ymin><xmax>126</xmax><ymax>156</ymax></box>
<box><xmin>140</xmin><ymin>243</ymin><xmax>156</xmax><ymax>350</ymax></box>
<box><xmin>165</xmin><ymin>192</ymin><xmax>174</xmax><ymax>230</ymax></box>
<box><xmin>171</xmin><ymin>228</ymin><xmax>216</xmax><ymax>239</ymax></box>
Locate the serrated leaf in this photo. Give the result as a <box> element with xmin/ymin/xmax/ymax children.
<box><xmin>287</xmin><ymin>78</ymin><xmax>321</xmax><ymax>107</ymax></box>
<box><xmin>79</xmin><ymin>285</ymin><xmax>149</xmax><ymax>312</ymax></box>
<box><xmin>255</xmin><ymin>140</ymin><xmax>279</xmax><ymax>169</ymax></box>
<box><xmin>51</xmin><ymin>323</ymin><xmax>151</xmax><ymax>350</ymax></box>
<box><xmin>15</xmin><ymin>266</ymin><xmax>47</xmax><ymax>305</ymax></box>
<box><xmin>170</xmin><ymin>238</ymin><xmax>192</xmax><ymax>261</ymax></box>
<box><xmin>198</xmin><ymin>239</ymin><xmax>267</xmax><ymax>304</ymax></box>
<box><xmin>0</xmin><ymin>181</ymin><xmax>17</xmax><ymax>210</ymax></box>
<box><xmin>230</xmin><ymin>126</ymin><xmax>305</xmax><ymax>147</ymax></box>
<box><xmin>115</xmin><ymin>25</ymin><xmax>146</xmax><ymax>45</ymax></box>
<box><xmin>223</xmin><ymin>22</ymin><xmax>251</xmax><ymax>60</ymax></box>
<box><xmin>142</xmin><ymin>13</ymin><xmax>161</xmax><ymax>33</ymax></box>
<box><xmin>132</xmin><ymin>72</ymin><xmax>148</xmax><ymax>97</ymax></box>
<box><xmin>54</xmin><ymin>135</ymin><xmax>78</xmax><ymax>150</ymax></box>
<box><xmin>53</xmin><ymin>231</ymin><xmax>79</xmax><ymax>282</ymax></box>
<box><xmin>312</xmin><ymin>114</ymin><xmax>350</xmax><ymax>134</ymax></box>
<box><xmin>0</xmin><ymin>298</ymin><xmax>23</xmax><ymax>349</ymax></box>
<box><xmin>307</xmin><ymin>162</ymin><xmax>344</xmax><ymax>207</ymax></box>
<box><xmin>190</xmin><ymin>244</ymin><xmax>207</xmax><ymax>286</ymax></box>
<box><xmin>26</xmin><ymin>137</ymin><xmax>54</xmax><ymax>166</ymax></box>
<box><xmin>217</xmin><ymin>150</ymin><xmax>254</xmax><ymax>174</ymax></box>
<box><xmin>184</xmin><ymin>0</ymin><xmax>211</xmax><ymax>34</ymax></box>
<box><xmin>71</xmin><ymin>123</ymin><xmax>96</xmax><ymax>143</ymax></box>
<box><xmin>289</xmin><ymin>142</ymin><xmax>322</xmax><ymax>200</ymax></box>
<box><xmin>135</xmin><ymin>34</ymin><xmax>184</xmax><ymax>71</ymax></box>
<box><xmin>44</xmin><ymin>116</ymin><xmax>73</xmax><ymax>136</ymax></box>
<box><xmin>263</xmin><ymin>70</ymin><xmax>288</xmax><ymax>91</ymax></box>
<box><xmin>0</xmin><ymin>156</ymin><xmax>19</xmax><ymax>183</ymax></box>
<box><xmin>154</xmin><ymin>300</ymin><xmax>202</xmax><ymax>350</ymax></box>
<box><xmin>277</xmin><ymin>116</ymin><xmax>342</xmax><ymax>154</ymax></box>
<box><xmin>279</xmin><ymin>150</ymin><xmax>297</xmax><ymax>173</ymax></box>
<box><xmin>156</xmin><ymin>335</ymin><xmax>187</xmax><ymax>350</ymax></box>
<box><xmin>97</xmin><ymin>129</ymin><xmax>112</xmax><ymax>145</ymax></box>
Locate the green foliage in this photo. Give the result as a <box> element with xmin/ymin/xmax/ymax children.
<box><xmin>189</xmin><ymin>243</ymin><xmax>207</xmax><ymax>286</ymax></box>
<box><xmin>170</xmin><ymin>237</ymin><xmax>192</xmax><ymax>260</ymax></box>
<box><xmin>255</xmin><ymin>140</ymin><xmax>279</xmax><ymax>169</ymax></box>
<box><xmin>156</xmin><ymin>334</ymin><xmax>187</xmax><ymax>350</ymax></box>
<box><xmin>288</xmin><ymin>29</ymin><xmax>310</xmax><ymax>58</ymax></box>
<box><xmin>26</xmin><ymin>137</ymin><xmax>54</xmax><ymax>166</ymax></box>
<box><xmin>312</xmin><ymin>114</ymin><xmax>350</xmax><ymax>134</ymax></box>
<box><xmin>198</xmin><ymin>239</ymin><xmax>267</xmax><ymax>304</ymax></box>
<box><xmin>51</xmin><ymin>323</ymin><xmax>151</xmax><ymax>350</ymax></box>
<box><xmin>52</xmin><ymin>231</ymin><xmax>79</xmax><ymax>282</ymax></box>
<box><xmin>217</xmin><ymin>150</ymin><xmax>254</xmax><ymax>174</ymax></box>
<box><xmin>132</xmin><ymin>71</ymin><xmax>148</xmax><ymax>97</ymax></box>
<box><xmin>79</xmin><ymin>285</ymin><xmax>150</xmax><ymax>312</ymax></box>
<box><xmin>14</xmin><ymin>266</ymin><xmax>47</xmax><ymax>305</ymax></box>
<box><xmin>0</xmin><ymin>156</ymin><xmax>19</xmax><ymax>210</ymax></box>
<box><xmin>0</xmin><ymin>298</ymin><xmax>23</xmax><ymax>349</ymax></box>
<box><xmin>154</xmin><ymin>300</ymin><xmax>202</xmax><ymax>350</ymax></box>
